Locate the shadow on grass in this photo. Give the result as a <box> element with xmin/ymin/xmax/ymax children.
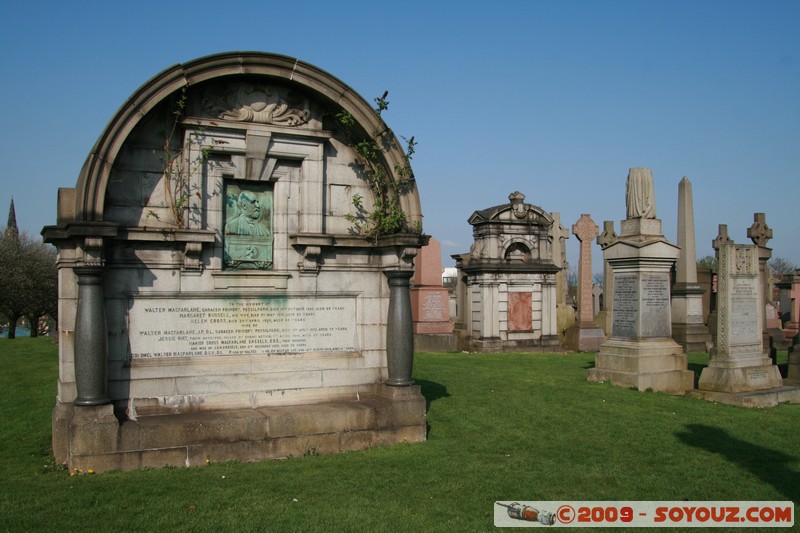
<box><xmin>676</xmin><ymin>424</ymin><xmax>799</xmax><ymax>501</ymax></box>
<box><xmin>686</xmin><ymin>362</ymin><xmax>706</xmax><ymax>388</ymax></box>
<box><xmin>415</xmin><ymin>379</ymin><xmax>450</xmax><ymax>412</ymax></box>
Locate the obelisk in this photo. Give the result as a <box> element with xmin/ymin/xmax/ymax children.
<box><xmin>671</xmin><ymin>177</ymin><xmax>709</xmax><ymax>352</ymax></box>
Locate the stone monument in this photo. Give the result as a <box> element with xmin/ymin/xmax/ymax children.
<box><xmin>596</xmin><ymin>220</ymin><xmax>618</xmax><ymax>335</ymax></box>
<box><xmin>694</xmin><ymin>243</ymin><xmax>795</xmax><ymax>406</ymax></box>
<box><xmin>550</xmin><ymin>212</ymin><xmax>575</xmax><ymax>345</ymax></box>
<box><xmin>707</xmin><ymin>224</ymin><xmax>734</xmax><ymax>353</ymax></box>
<box><xmin>410</xmin><ymin>237</ymin><xmax>456</xmax><ymax>351</ymax></box>
<box><xmin>452</xmin><ymin>192</ymin><xmax>560</xmax><ymax>351</ymax></box>
<box><xmin>671</xmin><ymin>177</ymin><xmax>709</xmax><ymax>352</ymax></box>
<box><xmin>746</xmin><ymin>213</ymin><xmax>774</xmax><ymax>355</ymax></box>
<box><xmin>564</xmin><ymin>214</ymin><xmax>605</xmax><ymax>351</ymax></box>
<box><xmin>42</xmin><ymin>52</ymin><xmax>428</xmax><ymax>472</ymax></box>
<box><xmin>775</xmin><ymin>269</ymin><xmax>800</xmax><ymax>337</ymax></box>
<box><xmin>587</xmin><ymin>168</ymin><xmax>693</xmax><ymax>394</ymax></box>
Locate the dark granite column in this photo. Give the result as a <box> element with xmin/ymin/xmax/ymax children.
<box><xmin>385</xmin><ymin>270</ymin><xmax>414</xmax><ymax>386</ymax></box>
<box><xmin>74</xmin><ymin>267</ymin><xmax>110</xmax><ymax>406</ymax></box>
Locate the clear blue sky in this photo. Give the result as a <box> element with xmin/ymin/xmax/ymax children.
<box><xmin>2</xmin><ymin>0</ymin><xmax>798</xmax><ymax>272</ymax></box>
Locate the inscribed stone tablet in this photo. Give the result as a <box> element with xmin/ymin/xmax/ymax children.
<box><xmin>612</xmin><ymin>273</ymin><xmax>638</xmax><ymax>338</ymax></box>
<box><xmin>128</xmin><ymin>296</ymin><xmax>358</xmax><ymax>358</ymax></box>
<box><xmin>640</xmin><ymin>274</ymin><xmax>671</xmax><ymax>337</ymax></box>
<box><xmin>729</xmin><ymin>277</ymin><xmax>760</xmax><ymax>342</ymax></box>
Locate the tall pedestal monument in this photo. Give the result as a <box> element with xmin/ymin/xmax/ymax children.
<box><xmin>671</xmin><ymin>177</ymin><xmax>709</xmax><ymax>352</ymax></box>
<box><xmin>587</xmin><ymin>168</ymin><xmax>693</xmax><ymax>394</ymax></box>
<box><xmin>692</xmin><ymin>243</ymin><xmax>797</xmax><ymax>406</ymax></box>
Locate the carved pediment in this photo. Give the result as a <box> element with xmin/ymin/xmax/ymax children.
<box><xmin>468</xmin><ymin>192</ymin><xmax>553</xmax><ymax>227</ymax></box>
<box><xmin>200</xmin><ymin>82</ymin><xmax>311</xmax><ymax>126</ymax></box>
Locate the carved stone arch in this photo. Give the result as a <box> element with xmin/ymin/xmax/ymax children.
<box><xmin>502</xmin><ymin>239</ymin><xmax>532</xmax><ymax>263</ymax></box>
<box><xmin>66</xmin><ymin>52</ymin><xmax>421</xmax><ymax>227</ymax></box>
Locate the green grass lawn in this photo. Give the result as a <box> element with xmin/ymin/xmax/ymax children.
<box><xmin>1</xmin><ymin>338</ymin><xmax>797</xmax><ymax>531</ymax></box>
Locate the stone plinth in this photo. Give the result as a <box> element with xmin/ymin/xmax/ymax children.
<box><xmin>671</xmin><ymin>283</ymin><xmax>710</xmax><ymax>352</ymax></box>
<box><xmin>53</xmin><ymin>384</ymin><xmax>427</xmax><ymax>473</ymax></box>
<box><xmin>590</xmin><ymin>338</ymin><xmax>694</xmax><ymax>393</ymax></box>
<box><xmin>697</xmin><ymin>244</ymin><xmax>784</xmax><ymax>396</ymax></box>
<box><xmin>587</xmin><ymin>170</ymin><xmax>692</xmax><ymax>395</ymax></box>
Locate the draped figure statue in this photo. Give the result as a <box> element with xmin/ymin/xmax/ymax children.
<box><xmin>625</xmin><ymin>167</ymin><xmax>656</xmax><ymax>219</ymax></box>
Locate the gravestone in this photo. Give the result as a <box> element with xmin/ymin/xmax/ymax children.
<box><xmin>42</xmin><ymin>52</ymin><xmax>428</xmax><ymax>472</ymax></box>
<box><xmin>746</xmin><ymin>213</ymin><xmax>773</xmax><ymax>354</ymax></box>
<box><xmin>697</xmin><ymin>243</ymin><xmax>783</xmax><ymax>394</ymax></box>
<box><xmin>707</xmin><ymin>224</ymin><xmax>734</xmax><ymax>353</ymax></box>
<box><xmin>564</xmin><ymin>214</ymin><xmax>605</xmax><ymax>351</ymax></box>
<box><xmin>592</xmin><ymin>284</ymin><xmax>603</xmax><ymax>316</ymax></box>
<box><xmin>596</xmin><ymin>220</ymin><xmax>618</xmax><ymax>335</ymax></box>
<box><xmin>550</xmin><ymin>212</ymin><xmax>575</xmax><ymax>344</ymax></box>
<box><xmin>410</xmin><ymin>237</ymin><xmax>456</xmax><ymax>351</ymax></box>
<box><xmin>775</xmin><ymin>269</ymin><xmax>800</xmax><ymax>337</ymax></box>
<box><xmin>671</xmin><ymin>177</ymin><xmax>709</xmax><ymax>352</ymax></box>
<box><xmin>787</xmin><ymin>333</ymin><xmax>800</xmax><ymax>384</ymax></box>
<box><xmin>452</xmin><ymin>192</ymin><xmax>560</xmax><ymax>351</ymax></box>
<box><xmin>587</xmin><ymin>168</ymin><xmax>693</xmax><ymax>394</ymax></box>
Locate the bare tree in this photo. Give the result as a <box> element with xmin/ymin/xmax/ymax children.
<box><xmin>768</xmin><ymin>257</ymin><xmax>797</xmax><ymax>276</ymax></box>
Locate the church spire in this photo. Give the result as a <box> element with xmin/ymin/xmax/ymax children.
<box><xmin>5</xmin><ymin>197</ymin><xmax>19</xmax><ymax>241</ymax></box>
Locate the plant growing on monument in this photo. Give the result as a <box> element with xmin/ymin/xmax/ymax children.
<box><xmin>147</xmin><ymin>88</ymin><xmax>208</xmax><ymax>229</ymax></box>
<box><xmin>336</xmin><ymin>91</ymin><xmax>419</xmax><ymax>241</ymax></box>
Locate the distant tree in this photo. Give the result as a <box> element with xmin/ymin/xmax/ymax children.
<box><xmin>0</xmin><ymin>228</ymin><xmax>57</xmax><ymax>338</ymax></box>
<box><xmin>592</xmin><ymin>272</ymin><xmax>604</xmax><ymax>287</ymax></box>
<box><xmin>768</xmin><ymin>257</ymin><xmax>797</xmax><ymax>276</ymax></box>
<box><xmin>567</xmin><ymin>266</ymin><xmax>577</xmax><ymax>304</ymax></box>
<box><xmin>23</xmin><ymin>237</ymin><xmax>57</xmax><ymax>337</ymax></box>
<box><xmin>697</xmin><ymin>255</ymin><xmax>717</xmax><ymax>273</ymax></box>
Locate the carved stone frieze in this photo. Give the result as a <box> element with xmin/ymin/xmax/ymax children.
<box><xmin>201</xmin><ymin>83</ymin><xmax>311</xmax><ymax>126</ymax></box>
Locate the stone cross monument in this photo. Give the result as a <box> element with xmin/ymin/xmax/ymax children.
<box><xmin>565</xmin><ymin>214</ymin><xmax>605</xmax><ymax>351</ymax></box>
<box><xmin>707</xmin><ymin>224</ymin><xmax>734</xmax><ymax>353</ymax></box>
<box><xmin>596</xmin><ymin>220</ymin><xmax>617</xmax><ymax>335</ymax></box>
<box><xmin>671</xmin><ymin>177</ymin><xmax>709</xmax><ymax>352</ymax></box>
<box><xmin>747</xmin><ymin>212</ymin><xmax>773</xmax><ymax>354</ymax></box>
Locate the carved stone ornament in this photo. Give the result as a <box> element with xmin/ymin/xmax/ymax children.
<box><xmin>201</xmin><ymin>83</ymin><xmax>311</xmax><ymax>126</ymax></box>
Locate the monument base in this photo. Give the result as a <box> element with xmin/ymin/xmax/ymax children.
<box><xmin>671</xmin><ymin>284</ymin><xmax>709</xmax><ymax>353</ymax></box>
<box><xmin>787</xmin><ymin>351</ymin><xmax>800</xmax><ymax>382</ymax></box>
<box><xmin>564</xmin><ymin>323</ymin><xmax>606</xmax><ymax>352</ymax></box>
<box><xmin>671</xmin><ymin>322</ymin><xmax>711</xmax><ymax>353</ymax></box>
<box><xmin>414</xmin><ymin>333</ymin><xmax>458</xmax><ymax>352</ymax></box>
<box><xmin>587</xmin><ymin>338</ymin><xmax>694</xmax><ymax>394</ymax></box>
<box><xmin>687</xmin><ymin>386</ymin><xmax>800</xmax><ymax>408</ymax></box>
<box><xmin>697</xmin><ymin>360</ymin><xmax>784</xmax><ymax>393</ymax></box>
<box><xmin>52</xmin><ymin>384</ymin><xmax>426</xmax><ymax>473</ymax></box>
<box><xmin>467</xmin><ymin>335</ymin><xmax>561</xmax><ymax>353</ymax></box>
